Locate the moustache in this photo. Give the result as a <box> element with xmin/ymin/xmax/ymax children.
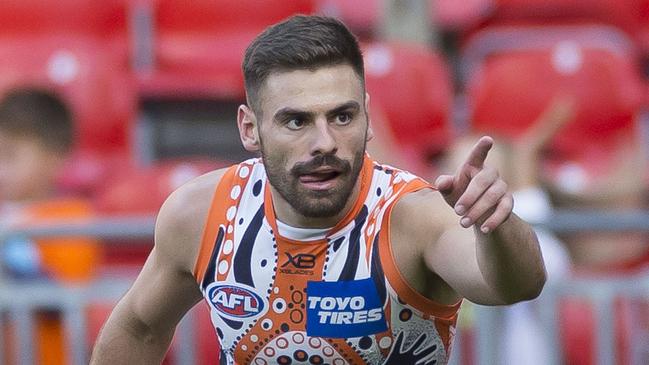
<box><xmin>291</xmin><ymin>154</ymin><xmax>351</xmax><ymax>176</ymax></box>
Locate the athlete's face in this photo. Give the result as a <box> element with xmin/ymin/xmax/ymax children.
<box><xmin>239</xmin><ymin>64</ymin><xmax>373</xmax><ymax>222</ymax></box>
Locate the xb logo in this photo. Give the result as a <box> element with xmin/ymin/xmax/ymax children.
<box><xmin>282</xmin><ymin>253</ymin><xmax>316</xmax><ymax>269</ymax></box>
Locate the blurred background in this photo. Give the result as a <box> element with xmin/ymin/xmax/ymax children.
<box><xmin>1</xmin><ymin>0</ymin><xmax>649</xmax><ymax>364</ymax></box>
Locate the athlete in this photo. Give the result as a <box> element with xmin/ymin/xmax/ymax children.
<box><xmin>91</xmin><ymin>15</ymin><xmax>546</xmax><ymax>365</ymax></box>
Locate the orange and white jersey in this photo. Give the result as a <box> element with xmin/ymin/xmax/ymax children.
<box><xmin>194</xmin><ymin>155</ymin><xmax>461</xmax><ymax>365</ymax></box>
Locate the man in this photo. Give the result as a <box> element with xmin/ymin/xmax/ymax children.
<box><xmin>91</xmin><ymin>15</ymin><xmax>545</xmax><ymax>364</ymax></box>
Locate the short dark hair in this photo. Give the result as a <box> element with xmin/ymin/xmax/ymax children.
<box><xmin>0</xmin><ymin>89</ymin><xmax>74</xmax><ymax>153</ymax></box>
<box><xmin>243</xmin><ymin>15</ymin><xmax>365</xmax><ymax>115</ymax></box>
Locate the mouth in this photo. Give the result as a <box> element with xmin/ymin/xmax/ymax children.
<box><xmin>297</xmin><ymin>168</ymin><xmax>342</xmax><ymax>191</ymax></box>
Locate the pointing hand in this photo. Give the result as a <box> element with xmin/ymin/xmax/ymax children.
<box><xmin>435</xmin><ymin>136</ymin><xmax>513</xmax><ymax>234</ymax></box>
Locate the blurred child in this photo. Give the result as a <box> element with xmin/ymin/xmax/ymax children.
<box><xmin>0</xmin><ymin>88</ymin><xmax>101</xmax><ymax>364</ymax></box>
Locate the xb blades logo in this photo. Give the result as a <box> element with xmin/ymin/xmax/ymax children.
<box><xmin>282</xmin><ymin>253</ymin><xmax>316</xmax><ymax>269</ymax></box>
<box><xmin>280</xmin><ymin>253</ymin><xmax>316</xmax><ymax>275</ymax></box>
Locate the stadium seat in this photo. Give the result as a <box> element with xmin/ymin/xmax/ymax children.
<box><xmin>93</xmin><ymin>159</ymin><xmax>230</xmax><ymax>280</ymax></box>
<box><xmin>56</xmin><ymin>151</ymin><xmax>133</xmax><ymax>198</ymax></box>
<box><xmin>316</xmin><ymin>0</ymin><xmax>492</xmax><ymax>37</ymax></box>
<box><xmin>474</xmin><ymin>0</ymin><xmax>649</xmax><ymax>54</ymax></box>
<box><xmin>0</xmin><ymin>0</ymin><xmax>136</xmax><ymax>197</ymax></box>
<box><xmin>559</xmin><ymin>293</ymin><xmax>638</xmax><ymax>365</ymax></box>
<box><xmin>431</xmin><ymin>0</ymin><xmax>493</xmax><ymax>32</ymax></box>
<box><xmin>316</xmin><ymin>0</ymin><xmax>382</xmax><ymax>38</ymax></box>
<box><xmin>0</xmin><ymin>0</ymin><xmax>130</xmax><ymax>65</ymax></box>
<box><xmin>138</xmin><ymin>0</ymin><xmax>316</xmax><ymax>98</ymax></box>
<box><xmin>94</xmin><ymin>159</ymin><xmax>229</xmax><ymax>214</ymax></box>
<box><xmin>484</xmin><ymin>0</ymin><xmax>642</xmax><ymax>30</ymax></box>
<box><xmin>636</xmin><ymin>2</ymin><xmax>649</xmax><ymax>54</ymax></box>
<box><xmin>363</xmin><ymin>41</ymin><xmax>454</xmax><ymax>176</ymax></box>
<box><xmin>195</xmin><ymin>302</ymin><xmax>221</xmax><ymax>365</ymax></box>
<box><xmin>0</xmin><ymin>0</ymin><xmax>127</xmax><ymax>37</ymax></box>
<box><xmin>0</xmin><ymin>35</ymin><xmax>135</xmax><ymax>153</ymax></box>
<box><xmin>463</xmin><ymin>25</ymin><xmax>645</xmax><ymax>189</ymax></box>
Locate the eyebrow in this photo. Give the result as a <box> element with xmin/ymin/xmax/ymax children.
<box><xmin>326</xmin><ymin>101</ymin><xmax>361</xmax><ymax>119</ymax></box>
<box><xmin>273</xmin><ymin>101</ymin><xmax>361</xmax><ymax>122</ymax></box>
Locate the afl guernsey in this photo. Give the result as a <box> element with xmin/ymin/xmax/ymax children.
<box><xmin>194</xmin><ymin>155</ymin><xmax>461</xmax><ymax>365</ymax></box>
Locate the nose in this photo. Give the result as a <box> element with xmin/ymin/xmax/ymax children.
<box><xmin>309</xmin><ymin>118</ymin><xmax>337</xmax><ymax>156</ymax></box>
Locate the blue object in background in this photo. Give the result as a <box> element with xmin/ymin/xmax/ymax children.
<box><xmin>1</xmin><ymin>235</ymin><xmax>42</xmax><ymax>279</ymax></box>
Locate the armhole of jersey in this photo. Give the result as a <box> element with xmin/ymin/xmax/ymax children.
<box><xmin>193</xmin><ymin>165</ymin><xmax>238</xmax><ymax>284</ymax></box>
<box><xmin>378</xmin><ymin>180</ymin><xmax>462</xmax><ymax>320</ymax></box>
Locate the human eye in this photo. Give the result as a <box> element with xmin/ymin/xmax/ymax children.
<box><xmin>334</xmin><ymin>112</ymin><xmax>353</xmax><ymax>126</ymax></box>
<box><xmin>286</xmin><ymin>118</ymin><xmax>306</xmax><ymax>130</ymax></box>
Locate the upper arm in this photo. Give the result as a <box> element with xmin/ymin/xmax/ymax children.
<box><xmin>391</xmin><ymin>189</ymin><xmax>504</xmax><ymax>306</ymax></box>
<box><xmin>108</xmin><ymin>169</ymin><xmax>226</xmax><ymax>336</ymax></box>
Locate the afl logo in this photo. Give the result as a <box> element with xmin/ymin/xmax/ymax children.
<box><xmin>207</xmin><ymin>284</ymin><xmax>266</xmax><ymax>319</ymax></box>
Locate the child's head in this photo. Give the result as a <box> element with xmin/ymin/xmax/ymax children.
<box><xmin>0</xmin><ymin>89</ymin><xmax>74</xmax><ymax>203</ymax></box>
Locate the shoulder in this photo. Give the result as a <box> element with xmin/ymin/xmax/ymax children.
<box><xmin>154</xmin><ymin>166</ymin><xmax>231</xmax><ymax>273</ymax></box>
<box><xmin>387</xmin><ymin>185</ymin><xmax>464</xmax><ymax>305</ymax></box>
<box><xmin>390</xmin><ymin>188</ymin><xmax>456</xmax><ymax>240</ymax></box>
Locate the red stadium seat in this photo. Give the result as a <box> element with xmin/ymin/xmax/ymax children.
<box><xmin>0</xmin><ymin>1</ymin><xmax>136</xmax><ymax>196</ymax></box>
<box><xmin>363</xmin><ymin>41</ymin><xmax>454</xmax><ymax>176</ymax></box>
<box><xmin>94</xmin><ymin>159</ymin><xmax>230</xmax><ymax>273</ymax></box>
<box><xmin>0</xmin><ymin>0</ymin><xmax>130</xmax><ymax>63</ymax></box>
<box><xmin>94</xmin><ymin>159</ymin><xmax>230</xmax><ymax>214</ymax></box>
<box><xmin>444</xmin><ymin>0</ymin><xmax>649</xmax><ymax>60</ymax></box>
<box><xmin>0</xmin><ymin>36</ymin><xmax>136</xmax><ymax>155</ymax></box>
<box><xmin>195</xmin><ymin>302</ymin><xmax>221</xmax><ymax>365</ymax></box>
<box><xmin>463</xmin><ymin>25</ymin><xmax>645</xmax><ymax>188</ymax></box>
<box><xmin>55</xmin><ymin>151</ymin><xmax>133</xmax><ymax>199</ymax></box>
<box><xmin>431</xmin><ymin>0</ymin><xmax>493</xmax><ymax>32</ymax></box>
<box><xmin>559</xmin><ymin>290</ymin><xmax>639</xmax><ymax>365</ymax></box>
<box><xmin>316</xmin><ymin>0</ymin><xmax>382</xmax><ymax>38</ymax></box>
<box><xmin>156</xmin><ymin>0</ymin><xmax>315</xmax><ymax>33</ymax></box>
<box><xmin>485</xmin><ymin>0</ymin><xmax>643</xmax><ymax>30</ymax></box>
<box><xmin>0</xmin><ymin>0</ymin><xmax>127</xmax><ymax>37</ymax></box>
<box><xmin>472</xmin><ymin>0</ymin><xmax>649</xmax><ymax>53</ymax></box>
<box><xmin>317</xmin><ymin>0</ymin><xmax>492</xmax><ymax>37</ymax></box>
<box><xmin>139</xmin><ymin>0</ymin><xmax>316</xmax><ymax>98</ymax></box>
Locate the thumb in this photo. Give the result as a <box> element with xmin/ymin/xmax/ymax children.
<box><xmin>434</xmin><ymin>174</ymin><xmax>454</xmax><ymax>193</ymax></box>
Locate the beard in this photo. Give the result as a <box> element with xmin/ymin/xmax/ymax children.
<box><xmin>261</xmin><ymin>142</ymin><xmax>366</xmax><ymax>219</ymax></box>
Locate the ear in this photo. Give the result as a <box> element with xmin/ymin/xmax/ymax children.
<box><xmin>365</xmin><ymin>92</ymin><xmax>374</xmax><ymax>142</ymax></box>
<box><xmin>238</xmin><ymin>104</ymin><xmax>260</xmax><ymax>152</ymax></box>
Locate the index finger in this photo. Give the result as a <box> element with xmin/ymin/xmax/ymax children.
<box><xmin>464</xmin><ymin>136</ymin><xmax>494</xmax><ymax>169</ymax></box>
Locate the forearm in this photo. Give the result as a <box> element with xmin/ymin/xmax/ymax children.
<box><xmin>90</xmin><ymin>307</ymin><xmax>174</xmax><ymax>365</ymax></box>
<box><xmin>475</xmin><ymin>213</ymin><xmax>546</xmax><ymax>304</ymax></box>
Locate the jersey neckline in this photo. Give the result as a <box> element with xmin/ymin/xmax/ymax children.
<box><xmin>263</xmin><ymin>154</ymin><xmax>373</xmax><ymax>245</ymax></box>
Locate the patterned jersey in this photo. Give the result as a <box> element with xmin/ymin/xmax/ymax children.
<box><xmin>193</xmin><ymin>155</ymin><xmax>461</xmax><ymax>365</ymax></box>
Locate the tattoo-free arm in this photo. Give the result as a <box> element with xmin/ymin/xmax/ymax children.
<box><xmin>91</xmin><ymin>170</ymin><xmax>224</xmax><ymax>364</ymax></box>
<box><xmin>418</xmin><ymin>137</ymin><xmax>546</xmax><ymax>305</ymax></box>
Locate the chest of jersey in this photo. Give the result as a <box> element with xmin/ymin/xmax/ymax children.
<box><xmin>196</xmin><ymin>159</ymin><xmax>457</xmax><ymax>365</ymax></box>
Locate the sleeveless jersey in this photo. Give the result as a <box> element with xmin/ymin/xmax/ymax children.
<box><xmin>194</xmin><ymin>155</ymin><xmax>461</xmax><ymax>365</ymax></box>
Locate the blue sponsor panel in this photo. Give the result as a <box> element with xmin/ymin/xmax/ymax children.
<box><xmin>306</xmin><ymin>278</ymin><xmax>387</xmax><ymax>338</ymax></box>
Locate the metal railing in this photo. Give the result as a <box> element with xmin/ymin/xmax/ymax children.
<box><xmin>0</xmin><ymin>215</ymin><xmax>198</xmax><ymax>365</ymax></box>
